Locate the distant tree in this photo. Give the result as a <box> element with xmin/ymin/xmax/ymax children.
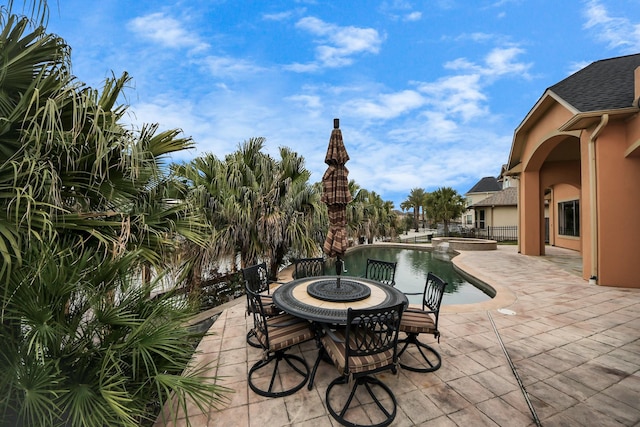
<box><xmin>426</xmin><ymin>187</ymin><xmax>466</xmax><ymax>236</ymax></box>
<box><xmin>343</xmin><ymin>182</ymin><xmax>397</xmax><ymax>244</ymax></box>
<box><xmin>401</xmin><ymin>188</ymin><xmax>428</xmax><ymax>231</ymax></box>
<box><xmin>173</xmin><ymin>139</ymin><xmax>323</xmax><ymax>281</ymax></box>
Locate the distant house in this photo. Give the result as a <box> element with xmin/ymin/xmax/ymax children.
<box><xmin>469</xmin><ymin>186</ymin><xmax>518</xmax><ymax>230</ymax></box>
<box><xmin>506</xmin><ymin>53</ymin><xmax>640</xmax><ymax>288</ymax></box>
<box><xmin>463</xmin><ymin>176</ymin><xmax>502</xmax><ymax>229</ymax></box>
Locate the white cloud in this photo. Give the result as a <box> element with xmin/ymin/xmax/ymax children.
<box><xmin>263</xmin><ymin>11</ymin><xmax>296</xmax><ymax>21</ymax></box>
<box><xmin>445</xmin><ymin>46</ymin><xmax>531</xmax><ymax>79</ymax></box>
<box><xmin>128</xmin><ymin>13</ymin><xmax>209</xmax><ymax>51</ymax></box>
<box><xmin>286</xmin><ymin>94</ymin><xmax>323</xmax><ymax>116</ymax></box>
<box><xmin>344</xmin><ymin>90</ymin><xmax>425</xmax><ymax>120</ymax></box>
<box><xmin>202</xmin><ymin>55</ymin><xmax>266</xmax><ymax>78</ymax></box>
<box><xmin>404</xmin><ymin>12</ymin><xmax>422</xmax><ymax>22</ymax></box>
<box><xmin>284</xmin><ymin>62</ymin><xmax>321</xmax><ymax>72</ymax></box>
<box><xmin>566</xmin><ymin>60</ymin><xmax>591</xmax><ymax>76</ymax></box>
<box><xmin>417</xmin><ymin>74</ymin><xmax>487</xmax><ymax>122</ymax></box>
<box><xmin>483</xmin><ymin>46</ymin><xmax>531</xmax><ymax>77</ymax></box>
<box><xmin>290</xmin><ymin>17</ymin><xmax>383</xmax><ymax>70</ymax></box>
<box><xmin>583</xmin><ymin>0</ymin><xmax>640</xmax><ymax>53</ymax></box>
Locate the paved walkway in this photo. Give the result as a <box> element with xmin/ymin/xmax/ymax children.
<box><xmin>157</xmin><ymin>245</ymin><xmax>640</xmax><ymax>426</ymax></box>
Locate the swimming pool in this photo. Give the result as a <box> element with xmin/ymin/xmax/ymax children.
<box><xmin>327</xmin><ymin>246</ymin><xmax>493</xmax><ymax>305</ymax></box>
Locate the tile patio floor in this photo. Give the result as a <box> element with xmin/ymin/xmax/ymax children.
<box><xmin>156</xmin><ymin>245</ymin><xmax>640</xmax><ymax>426</ymax></box>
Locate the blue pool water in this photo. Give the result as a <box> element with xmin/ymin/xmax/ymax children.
<box><xmin>327</xmin><ymin>246</ymin><xmax>493</xmax><ymax>305</ymax></box>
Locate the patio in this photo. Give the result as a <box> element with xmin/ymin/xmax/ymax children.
<box><xmin>156</xmin><ymin>245</ymin><xmax>640</xmax><ymax>426</ymax></box>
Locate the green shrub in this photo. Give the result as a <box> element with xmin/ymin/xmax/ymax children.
<box><xmin>0</xmin><ymin>242</ymin><xmax>230</xmax><ymax>427</ymax></box>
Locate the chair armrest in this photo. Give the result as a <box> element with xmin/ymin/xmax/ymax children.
<box><xmin>402</xmin><ymin>292</ymin><xmax>422</xmax><ymax>296</ymax></box>
<box><xmin>266</xmin><ymin>280</ymin><xmax>287</xmax><ymax>294</ymax></box>
<box><xmin>316</xmin><ymin>323</ymin><xmax>345</xmax><ymax>343</ymax></box>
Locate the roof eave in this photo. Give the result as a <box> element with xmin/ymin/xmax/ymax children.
<box><xmin>558</xmin><ymin>107</ymin><xmax>639</xmax><ymax>131</ymax></box>
<box><xmin>507</xmin><ymin>90</ymin><xmax>578</xmax><ymax>170</ymax></box>
<box><xmin>504</xmin><ymin>162</ymin><xmax>522</xmax><ymax>176</ymax></box>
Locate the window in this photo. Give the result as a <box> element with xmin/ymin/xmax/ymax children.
<box><xmin>476</xmin><ymin>210</ymin><xmax>485</xmax><ymax>229</ymax></box>
<box><xmin>466</xmin><ymin>214</ymin><xmax>473</xmax><ymax>225</ymax></box>
<box><xmin>558</xmin><ymin>200</ymin><xmax>579</xmax><ymax>236</ymax></box>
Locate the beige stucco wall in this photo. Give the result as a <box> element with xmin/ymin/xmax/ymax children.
<box><xmin>514</xmin><ymin>98</ymin><xmax>640</xmax><ymax>287</ymax></box>
<box><xmin>593</xmin><ymin>121</ymin><xmax>640</xmax><ymax>286</ymax></box>
<box><xmin>487</xmin><ymin>206</ymin><xmax>517</xmax><ymax>227</ymax></box>
<box><xmin>520</xmin><ymin>103</ymin><xmax>574</xmax><ymax>170</ymax></box>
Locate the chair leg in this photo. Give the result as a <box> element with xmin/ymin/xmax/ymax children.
<box><xmin>326</xmin><ymin>375</ymin><xmax>397</xmax><ymax>427</ymax></box>
<box><xmin>248</xmin><ymin>351</ymin><xmax>309</xmax><ymax>398</ymax></box>
<box><xmin>307</xmin><ymin>346</ymin><xmax>325</xmax><ymax>390</ymax></box>
<box><xmin>246</xmin><ymin>329</ymin><xmax>262</xmax><ymax>348</ymax></box>
<box><xmin>397</xmin><ymin>333</ymin><xmax>442</xmax><ymax>373</ymax></box>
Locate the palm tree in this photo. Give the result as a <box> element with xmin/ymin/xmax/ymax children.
<box><xmin>360</xmin><ymin>190</ymin><xmax>396</xmax><ymax>243</ymax></box>
<box><xmin>342</xmin><ymin>182</ymin><xmax>398</xmax><ymax>244</ymax></box>
<box><xmin>258</xmin><ymin>145</ymin><xmax>323</xmax><ymax>279</ymax></box>
<box><xmin>402</xmin><ymin>188</ymin><xmax>428</xmax><ymax>232</ymax></box>
<box><xmin>174</xmin><ymin>139</ymin><xmax>323</xmax><ymax>281</ymax></box>
<box><xmin>377</xmin><ymin>198</ymin><xmax>398</xmax><ymax>240</ymax></box>
<box><xmin>0</xmin><ymin>9</ymin><xmax>226</xmax><ymax>425</ymax></box>
<box><xmin>426</xmin><ymin>186</ymin><xmax>466</xmax><ymax>236</ymax></box>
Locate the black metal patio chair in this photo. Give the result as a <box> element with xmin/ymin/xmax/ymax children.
<box><xmin>312</xmin><ymin>303</ymin><xmax>406</xmax><ymax>427</ymax></box>
<box><xmin>364</xmin><ymin>258</ymin><xmax>397</xmax><ymax>287</ymax></box>
<box><xmin>246</xmin><ymin>283</ymin><xmax>314</xmax><ymax>398</ymax></box>
<box><xmin>397</xmin><ymin>272</ymin><xmax>446</xmax><ymax>372</ymax></box>
<box><xmin>242</xmin><ymin>262</ymin><xmax>281</xmax><ymax>348</ymax></box>
<box><xmin>293</xmin><ymin>257</ymin><xmax>325</xmax><ymax>279</ymax></box>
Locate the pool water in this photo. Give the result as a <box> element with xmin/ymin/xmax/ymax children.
<box><xmin>327</xmin><ymin>246</ymin><xmax>492</xmax><ymax>305</ymax></box>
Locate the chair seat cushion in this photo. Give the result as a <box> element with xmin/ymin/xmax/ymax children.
<box><xmin>256</xmin><ymin>314</ymin><xmax>314</xmax><ymax>352</ymax></box>
<box><xmin>321</xmin><ymin>329</ymin><xmax>395</xmax><ymax>376</ymax></box>
<box><xmin>400</xmin><ymin>310</ymin><xmax>436</xmax><ymax>334</ymax></box>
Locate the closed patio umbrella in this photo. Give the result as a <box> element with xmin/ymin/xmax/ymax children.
<box><xmin>321</xmin><ymin>118</ymin><xmax>352</xmax><ymax>286</ymax></box>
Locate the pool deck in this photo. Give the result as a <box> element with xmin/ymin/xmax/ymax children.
<box><xmin>156</xmin><ymin>245</ymin><xmax>640</xmax><ymax>426</ymax></box>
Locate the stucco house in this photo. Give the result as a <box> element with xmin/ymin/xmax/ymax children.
<box><xmin>506</xmin><ymin>53</ymin><xmax>640</xmax><ymax>288</ymax></box>
<box><xmin>470</xmin><ymin>187</ymin><xmax>518</xmax><ymax>228</ymax></box>
<box><xmin>463</xmin><ymin>176</ymin><xmax>502</xmax><ymax>228</ymax></box>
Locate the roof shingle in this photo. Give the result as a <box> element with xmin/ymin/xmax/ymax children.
<box><xmin>470</xmin><ymin>187</ymin><xmax>517</xmax><ymax>207</ymax></box>
<box><xmin>549</xmin><ymin>53</ymin><xmax>640</xmax><ymax>112</ymax></box>
<box><xmin>466</xmin><ymin>176</ymin><xmax>501</xmax><ymax>194</ymax></box>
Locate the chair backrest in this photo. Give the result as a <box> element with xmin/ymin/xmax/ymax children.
<box><xmin>293</xmin><ymin>257</ymin><xmax>325</xmax><ymax>279</ymax></box>
<box><xmin>421</xmin><ymin>272</ymin><xmax>447</xmax><ymax>331</ymax></box>
<box><xmin>245</xmin><ymin>284</ymin><xmax>270</xmax><ymax>349</ymax></box>
<box><xmin>242</xmin><ymin>262</ymin><xmax>270</xmax><ymax>294</ymax></box>
<box><xmin>344</xmin><ymin>302</ymin><xmax>405</xmax><ymax>374</ymax></box>
<box><xmin>364</xmin><ymin>258</ymin><xmax>397</xmax><ymax>287</ymax></box>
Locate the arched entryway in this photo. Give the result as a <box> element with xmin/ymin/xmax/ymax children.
<box><xmin>519</xmin><ymin>133</ymin><xmax>582</xmax><ymax>257</ymax></box>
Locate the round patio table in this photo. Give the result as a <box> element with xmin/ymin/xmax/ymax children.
<box><xmin>272</xmin><ymin>275</ymin><xmax>408</xmax><ymax>325</ymax></box>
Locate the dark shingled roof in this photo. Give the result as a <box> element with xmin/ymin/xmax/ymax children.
<box><xmin>550</xmin><ymin>53</ymin><xmax>640</xmax><ymax>112</ymax></box>
<box><xmin>466</xmin><ymin>176</ymin><xmax>501</xmax><ymax>194</ymax></box>
<box><xmin>470</xmin><ymin>187</ymin><xmax>517</xmax><ymax>207</ymax></box>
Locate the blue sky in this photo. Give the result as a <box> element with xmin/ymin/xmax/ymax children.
<box><xmin>44</xmin><ymin>0</ymin><xmax>640</xmax><ymax>208</ymax></box>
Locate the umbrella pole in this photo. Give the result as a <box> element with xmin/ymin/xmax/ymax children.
<box><xmin>335</xmin><ymin>256</ymin><xmax>343</xmax><ymax>288</ymax></box>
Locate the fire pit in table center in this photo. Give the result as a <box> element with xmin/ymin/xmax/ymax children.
<box><xmin>306</xmin><ymin>278</ymin><xmax>371</xmax><ymax>302</ymax></box>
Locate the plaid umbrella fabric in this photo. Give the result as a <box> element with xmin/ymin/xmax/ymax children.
<box><xmin>321</xmin><ymin>119</ymin><xmax>352</xmax><ymax>259</ymax></box>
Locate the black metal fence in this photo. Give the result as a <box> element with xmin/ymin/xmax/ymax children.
<box><xmin>398</xmin><ymin>226</ymin><xmax>518</xmax><ymax>243</ymax></box>
<box><xmin>470</xmin><ymin>226</ymin><xmax>518</xmax><ymax>242</ymax></box>
<box><xmin>152</xmin><ymin>271</ymin><xmax>245</xmax><ymax>311</ymax></box>
<box><xmin>398</xmin><ymin>234</ymin><xmax>433</xmax><ymax>243</ymax></box>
